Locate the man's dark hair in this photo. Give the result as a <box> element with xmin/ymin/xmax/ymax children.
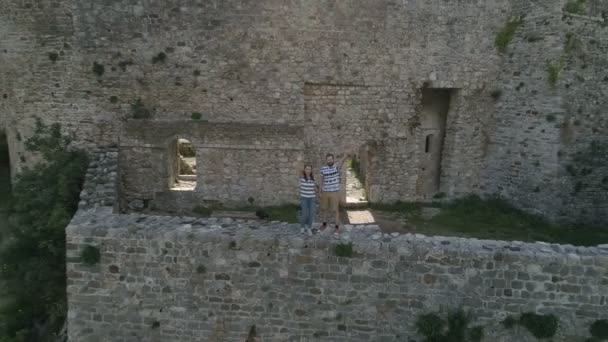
<box><xmin>325</xmin><ymin>153</ymin><xmax>334</xmax><ymax>159</ymax></box>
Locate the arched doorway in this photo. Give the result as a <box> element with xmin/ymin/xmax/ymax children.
<box><xmin>169</xmin><ymin>138</ymin><xmax>197</xmax><ymax>191</ymax></box>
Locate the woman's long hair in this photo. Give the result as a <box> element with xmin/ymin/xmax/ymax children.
<box><xmin>302</xmin><ymin>164</ymin><xmax>314</xmax><ymax>181</ymax></box>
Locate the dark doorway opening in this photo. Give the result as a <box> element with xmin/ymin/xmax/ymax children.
<box><xmin>416</xmin><ymin>88</ymin><xmax>452</xmax><ymax>197</ymax></box>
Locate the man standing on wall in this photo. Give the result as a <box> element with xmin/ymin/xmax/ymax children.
<box><xmin>320</xmin><ymin>153</ymin><xmax>341</xmax><ymax>234</ymax></box>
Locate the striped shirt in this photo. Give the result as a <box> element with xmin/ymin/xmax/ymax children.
<box><xmin>320</xmin><ymin>165</ymin><xmax>340</xmax><ymax>192</ymax></box>
<box><xmin>299</xmin><ymin>177</ymin><xmax>317</xmax><ymax>198</ymax></box>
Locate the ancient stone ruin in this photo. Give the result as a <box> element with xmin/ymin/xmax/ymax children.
<box><xmin>1</xmin><ymin>0</ymin><xmax>607</xmax><ymax>340</ymax></box>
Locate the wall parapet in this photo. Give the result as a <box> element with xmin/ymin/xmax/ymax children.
<box><xmin>66</xmin><ymin>208</ymin><xmax>608</xmax><ymax>341</ymax></box>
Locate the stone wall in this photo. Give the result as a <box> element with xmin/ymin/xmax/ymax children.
<box><xmin>2</xmin><ymin>0</ymin><xmax>607</xmax><ymax>221</ymax></box>
<box><xmin>1</xmin><ymin>0</ymin><xmax>509</xmax><ymax>207</ymax></box>
<box><xmin>481</xmin><ymin>0</ymin><xmax>608</xmax><ymax>225</ymax></box>
<box><xmin>119</xmin><ymin>121</ymin><xmax>305</xmax><ymax>210</ymax></box>
<box><xmin>66</xmin><ymin>209</ymin><xmax>608</xmax><ymax>342</ymax></box>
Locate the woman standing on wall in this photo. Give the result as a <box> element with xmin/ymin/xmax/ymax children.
<box><xmin>299</xmin><ymin>165</ymin><xmax>318</xmax><ymax>236</ymax></box>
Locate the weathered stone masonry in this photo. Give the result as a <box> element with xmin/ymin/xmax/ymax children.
<box><xmin>2</xmin><ymin>0</ymin><xmax>606</xmax><ymax>223</ymax></box>
<box><xmin>66</xmin><ymin>147</ymin><xmax>608</xmax><ymax>342</ymax></box>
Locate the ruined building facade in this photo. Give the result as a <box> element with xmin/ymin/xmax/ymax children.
<box><xmin>1</xmin><ymin>0</ymin><xmax>607</xmax><ymax>224</ymax></box>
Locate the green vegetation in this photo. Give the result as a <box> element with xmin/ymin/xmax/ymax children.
<box><xmin>415</xmin><ymin>309</ymin><xmax>484</xmax><ymax>342</ymax></box>
<box><xmin>152</xmin><ymin>52</ymin><xmax>167</xmax><ymax>64</ymax></box>
<box><xmin>502</xmin><ymin>316</ymin><xmax>518</xmax><ymax>329</ymax></box>
<box><xmin>334</xmin><ymin>242</ymin><xmax>354</xmax><ymax>258</ymax></box>
<box><xmin>48</xmin><ymin>52</ymin><xmax>58</xmax><ymax>62</ymax></box>
<box><xmin>372</xmin><ymin>195</ymin><xmax>608</xmax><ymax>246</ymax></box>
<box><xmin>495</xmin><ymin>17</ymin><xmax>522</xmax><ymax>53</ymax></box>
<box><xmin>191</xmin><ymin>112</ymin><xmax>203</xmax><ymax>120</ymax></box>
<box><xmin>80</xmin><ymin>246</ymin><xmax>100</xmax><ymax>265</ymax></box>
<box><xmin>196</xmin><ymin>265</ymin><xmax>207</xmax><ymax>274</ymax></box>
<box><xmin>490</xmin><ymin>89</ymin><xmax>502</xmax><ymax>101</ymax></box>
<box><xmin>118</xmin><ymin>59</ymin><xmax>133</xmax><ymax>72</ymax></box>
<box><xmin>519</xmin><ymin>313</ymin><xmax>558</xmax><ymax>339</ymax></box>
<box><xmin>131</xmin><ymin>98</ymin><xmax>152</xmax><ymax>119</ymax></box>
<box><xmin>568</xmin><ymin>140</ymin><xmax>608</xmax><ymax>194</ymax></box>
<box><xmin>546</xmin><ymin>58</ymin><xmax>566</xmax><ymax>88</ymax></box>
<box><xmin>258</xmin><ymin>205</ymin><xmax>299</xmax><ymax>223</ymax></box>
<box><xmin>503</xmin><ymin>313</ymin><xmax>558</xmax><ymax>339</ymax></box>
<box><xmin>92</xmin><ymin>62</ymin><xmax>104</xmax><ymax>76</ymax></box>
<box><xmin>0</xmin><ymin>120</ymin><xmax>88</xmax><ymax>342</ymax></box>
<box><xmin>193</xmin><ymin>205</ymin><xmax>213</xmax><ymax>217</ymax></box>
<box><xmin>564</xmin><ymin>0</ymin><xmax>586</xmax><ymax>15</ymax></box>
<box><xmin>590</xmin><ymin>319</ymin><xmax>608</xmax><ymax>339</ymax></box>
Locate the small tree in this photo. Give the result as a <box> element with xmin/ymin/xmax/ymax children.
<box><xmin>0</xmin><ymin>119</ymin><xmax>88</xmax><ymax>341</ymax></box>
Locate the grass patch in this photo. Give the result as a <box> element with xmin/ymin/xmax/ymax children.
<box><xmin>372</xmin><ymin>195</ymin><xmax>608</xmax><ymax>246</ymax></box>
<box><xmin>259</xmin><ymin>205</ymin><xmax>299</xmax><ymax>223</ymax></box>
<box><xmin>335</xmin><ymin>243</ymin><xmax>354</xmax><ymax>258</ymax></box>
<box><xmin>495</xmin><ymin>17</ymin><xmax>522</xmax><ymax>53</ymax></box>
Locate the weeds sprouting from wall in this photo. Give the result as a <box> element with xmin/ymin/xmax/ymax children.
<box><xmin>131</xmin><ymin>99</ymin><xmax>152</xmax><ymax>119</ymax></box>
<box><xmin>334</xmin><ymin>243</ymin><xmax>354</xmax><ymax>258</ymax></box>
<box><xmin>80</xmin><ymin>245</ymin><xmax>101</xmax><ymax>265</ymax></box>
<box><xmin>564</xmin><ymin>0</ymin><xmax>586</xmax><ymax>15</ymax></box>
<box><xmin>490</xmin><ymin>89</ymin><xmax>502</xmax><ymax>101</ymax></box>
<box><xmin>546</xmin><ymin>58</ymin><xmax>565</xmax><ymax>88</ymax></box>
<box><xmin>152</xmin><ymin>52</ymin><xmax>167</xmax><ymax>64</ymax></box>
<box><xmin>118</xmin><ymin>60</ymin><xmax>133</xmax><ymax>71</ymax></box>
<box><xmin>48</xmin><ymin>52</ymin><xmax>59</xmax><ymax>62</ymax></box>
<box><xmin>495</xmin><ymin>17</ymin><xmax>522</xmax><ymax>53</ymax></box>
<box><xmin>92</xmin><ymin>62</ymin><xmax>105</xmax><ymax>76</ymax></box>
<box><xmin>191</xmin><ymin>112</ymin><xmax>203</xmax><ymax>120</ymax></box>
